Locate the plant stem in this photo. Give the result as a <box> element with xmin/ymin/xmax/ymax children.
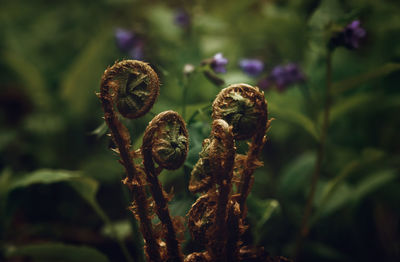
<box><xmin>141</xmin><ymin>112</ymin><xmax>187</xmax><ymax>262</ymax></box>
<box><xmin>146</xmin><ymin>169</ymin><xmax>184</xmax><ymax>262</ymax></box>
<box><xmin>210</xmin><ymin>121</ymin><xmax>235</xmax><ymax>262</ymax></box>
<box><xmin>295</xmin><ymin>50</ymin><xmax>333</xmax><ymax>260</ymax></box>
<box><xmin>100</xmin><ymin>82</ymin><xmax>162</xmax><ymax>262</ymax></box>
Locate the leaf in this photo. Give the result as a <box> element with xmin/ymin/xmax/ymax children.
<box><xmin>8</xmin><ymin>169</ymin><xmax>120</xmax><ymax>248</ymax></box>
<box><xmin>277</xmin><ymin>152</ymin><xmax>316</xmax><ymax>198</ymax></box>
<box><xmin>352</xmin><ymin>169</ymin><xmax>397</xmax><ymax>204</ymax></box>
<box><xmin>247</xmin><ymin>196</ymin><xmax>280</xmax><ymax>244</ymax></box>
<box><xmin>6</xmin><ymin>242</ymin><xmax>110</xmax><ymax>262</ymax></box>
<box><xmin>91</xmin><ymin>121</ymin><xmax>108</xmax><ymax>138</ymax></box>
<box><xmin>185</xmin><ymin>102</ymin><xmax>211</xmax><ymax>124</ymax></box>
<box><xmin>2</xmin><ymin>50</ymin><xmax>50</xmax><ymax>110</ymax></box>
<box><xmin>250</xmin><ymin>198</ymin><xmax>280</xmax><ymax>230</ymax></box>
<box><xmin>304</xmin><ymin>242</ymin><xmax>353</xmax><ymax>262</ymax></box>
<box><xmin>317</xmin><ymin>148</ymin><xmax>385</xmax><ymax>208</ymax></box>
<box><xmin>0</xmin><ymin>129</ymin><xmax>17</xmax><ymax>152</ymax></box>
<box><xmin>145</xmin><ymin>5</ymin><xmax>180</xmax><ymax>43</ymax></box>
<box><xmin>269</xmin><ymin>101</ymin><xmax>319</xmax><ymax>141</ymax></box>
<box><xmin>60</xmin><ymin>30</ymin><xmax>112</xmax><ymax>115</ymax></box>
<box><xmin>9</xmin><ymin>169</ymin><xmax>100</xmax><ymax>218</ymax></box>
<box><xmin>308</xmin><ymin>0</ymin><xmax>343</xmax><ymax>29</ymax></box>
<box><xmin>0</xmin><ymin>168</ymin><xmax>12</xmax><ymax>237</ymax></box>
<box><xmin>101</xmin><ymin>220</ymin><xmax>132</xmax><ymax>241</ymax></box>
<box><xmin>185</xmin><ymin>121</ymin><xmax>211</xmax><ymax>169</ymax></box>
<box><xmin>0</xmin><ymin>168</ymin><xmax>12</xmax><ymax>198</ymax></box>
<box><xmin>68</xmin><ymin>176</ymin><xmax>99</xmax><ymax>205</ymax></box>
<box><xmin>317</xmin><ymin>160</ymin><xmax>360</xmax><ymax>207</ymax></box>
<box><xmin>332</xmin><ymin>63</ymin><xmax>400</xmax><ymax>95</ymax></box>
<box><xmin>313</xmin><ymin>181</ymin><xmax>353</xmax><ymax>220</ymax></box>
<box><xmin>10</xmin><ymin>169</ymin><xmax>80</xmax><ymax>190</ymax></box>
<box><xmin>313</xmin><ymin>169</ymin><xmax>397</xmax><ymax>222</ymax></box>
<box><xmin>323</xmin><ymin>93</ymin><xmax>375</xmax><ymax>124</ymax></box>
<box><xmin>10</xmin><ymin>169</ymin><xmax>102</xmax><ymax>216</ymax></box>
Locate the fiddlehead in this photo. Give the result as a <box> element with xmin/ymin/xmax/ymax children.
<box><xmin>188</xmin><ymin>120</ymin><xmax>236</xmax><ymax>262</ymax></box>
<box><xmin>212</xmin><ymin>84</ymin><xmax>269</xmax><ymax>218</ymax></box>
<box><xmin>102</xmin><ymin>59</ymin><xmax>159</xmax><ymax>119</ymax></box>
<box><xmin>188</xmin><ymin>194</ymin><xmax>217</xmax><ymax>246</ymax></box>
<box><xmin>188</xmin><ymin>119</ymin><xmax>235</xmax><ymax>193</ymax></box>
<box><xmin>145</xmin><ymin>111</ymin><xmax>189</xmax><ymax>171</ymax></box>
<box><xmin>208</xmin><ymin>120</ymin><xmax>235</xmax><ymax>261</ymax></box>
<box><xmin>212</xmin><ymin>84</ymin><xmax>267</xmax><ymax>140</ymax></box>
<box><xmin>142</xmin><ymin>111</ymin><xmax>188</xmax><ymax>262</ymax></box>
<box><xmin>99</xmin><ymin>60</ymin><xmax>162</xmax><ymax>262</ymax></box>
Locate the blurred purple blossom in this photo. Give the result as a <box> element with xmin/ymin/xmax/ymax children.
<box><xmin>239</xmin><ymin>59</ymin><xmax>264</xmax><ymax>76</ymax></box>
<box><xmin>211</xmin><ymin>53</ymin><xmax>228</xmax><ymax>74</ymax></box>
<box><xmin>174</xmin><ymin>9</ymin><xmax>190</xmax><ymax>28</ymax></box>
<box><xmin>114</xmin><ymin>28</ymin><xmax>144</xmax><ymax>59</ymax></box>
<box><xmin>115</xmin><ymin>28</ymin><xmax>135</xmax><ymax>52</ymax></box>
<box><xmin>258</xmin><ymin>63</ymin><xmax>305</xmax><ymax>91</ymax></box>
<box><xmin>330</xmin><ymin>20</ymin><xmax>366</xmax><ymax>50</ymax></box>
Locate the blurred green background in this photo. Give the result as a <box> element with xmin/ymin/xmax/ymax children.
<box><xmin>1</xmin><ymin>0</ymin><xmax>400</xmax><ymax>261</ymax></box>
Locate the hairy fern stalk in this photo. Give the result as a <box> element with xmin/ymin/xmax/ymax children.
<box><xmin>99</xmin><ymin>60</ymin><xmax>287</xmax><ymax>262</ymax></box>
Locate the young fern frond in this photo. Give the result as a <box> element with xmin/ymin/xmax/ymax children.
<box><xmin>208</xmin><ymin>120</ymin><xmax>235</xmax><ymax>262</ymax></box>
<box><xmin>188</xmin><ymin>119</ymin><xmax>237</xmax><ymax>262</ymax></box>
<box><xmin>99</xmin><ymin>60</ymin><xmax>278</xmax><ymax>262</ymax></box>
<box><xmin>142</xmin><ymin>110</ymin><xmax>188</xmax><ymax>262</ymax></box>
<box><xmin>212</xmin><ymin>84</ymin><xmax>269</xmax><ymax>218</ymax></box>
<box><xmin>99</xmin><ymin>60</ymin><xmax>162</xmax><ymax>262</ymax></box>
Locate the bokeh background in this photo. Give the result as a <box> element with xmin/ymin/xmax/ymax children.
<box><xmin>1</xmin><ymin>0</ymin><xmax>400</xmax><ymax>261</ymax></box>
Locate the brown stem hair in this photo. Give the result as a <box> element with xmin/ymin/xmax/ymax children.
<box><xmin>212</xmin><ymin>84</ymin><xmax>268</xmax><ymax>218</ymax></box>
<box><xmin>99</xmin><ymin>60</ymin><xmax>161</xmax><ymax>262</ymax></box>
<box><xmin>208</xmin><ymin>120</ymin><xmax>235</xmax><ymax>261</ymax></box>
<box><xmin>187</xmin><ymin>120</ymin><xmax>236</xmax><ymax>261</ymax></box>
<box><xmin>142</xmin><ymin>111</ymin><xmax>188</xmax><ymax>262</ymax></box>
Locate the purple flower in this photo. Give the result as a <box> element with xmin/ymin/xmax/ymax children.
<box><xmin>114</xmin><ymin>28</ymin><xmax>136</xmax><ymax>52</ymax></box>
<box><xmin>343</xmin><ymin>20</ymin><xmax>366</xmax><ymax>49</ymax></box>
<box><xmin>211</xmin><ymin>53</ymin><xmax>228</xmax><ymax>74</ymax></box>
<box><xmin>128</xmin><ymin>40</ymin><xmax>144</xmax><ymax>60</ymax></box>
<box><xmin>259</xmin><ymin>63</ymin><xmax>305</xmax><ymax>91</ymax></box>
<box><xmin>258</xmin><ymin>77</ymin><xmax>272</xmax><ymax>90</ymax></box>
<box><xmin>114</xmin><ymin>28</ymin><xmax>145</xmax><ymax>60</ymax></box>
<box><xmin>239</xmin><ymin>59</ymin><xmax>264</xmax><ymax>76</ymax></box>
<box><xmin>174</xmin><ymin>9</ymin><xmax>190</xmax><ymax>28</ymax></box>
<box><xmin>330</xmin><ymin>20</ymin><xmax>366</xmax><ymax>50</ymax></box>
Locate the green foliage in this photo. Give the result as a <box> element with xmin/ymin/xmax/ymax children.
<box><xmin>6</xmin><ymin>242</ymin><xmax>110</xmax><ymax>262</ymax></box>
<box><xmin>1</xmin><ymin>0</ymin><xmax>399</xmax><ymax>261</ymax></box>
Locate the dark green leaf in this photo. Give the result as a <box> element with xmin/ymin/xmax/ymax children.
<box><xmin>332</xmin><ymin>63</ymin><xmax>400</xmax><ymax>95</ymax></box>
<box><xmin>277</xmin><ymin>152</ymin><xmax>316</xmax><ymax>197</ymax></box>
<box><xmin>6</xmin><ymin>242</ymin><xmax>110</xmax><ymax>262</ymax></box>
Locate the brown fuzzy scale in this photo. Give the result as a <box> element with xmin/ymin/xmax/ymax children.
<box><xmin>142</xmin><ymin>111</ymin><xmax>188</xmax><ymax>262</ymax></box>
<box><xmin>224</xmin><ymin>200</ymin><xmax>242</xmax><ymax>262</ymax></box>
<box><xmin>102</xmin><ymin>60</ymin><xmax>159</xmax><ymax>119</ymax></box>
<box><xmin>237</xmin><ymin>119</ymin><xmax>271</xmax><ymax>219</ymax></box>
<box><xmin>187</xmin><ymin>194</ymin><xmax>217</xmax><ymax>246</ymax></box>
<box><xmin>212</xmin><ymin>84</ymin><xmax>267</xmax><ymax>141</ymax></box>
<box><xmin>208</xmin><ymin>120</ymin><xmax>235</xmax><ymax>262</ymax></box>
<box><xmin>212</xmin><ymin>84</ymin><xmax>269</xmax><ymax>219</ymax></box>
<box><xmin>184</xmin><ymin>252</ymin><xmax>211</xmax><ymax>262</ymax></box>
<box><xmin>100</xmin><ymin>60</ymin><xmax>162</xmax><ymax>262</ymax></box>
